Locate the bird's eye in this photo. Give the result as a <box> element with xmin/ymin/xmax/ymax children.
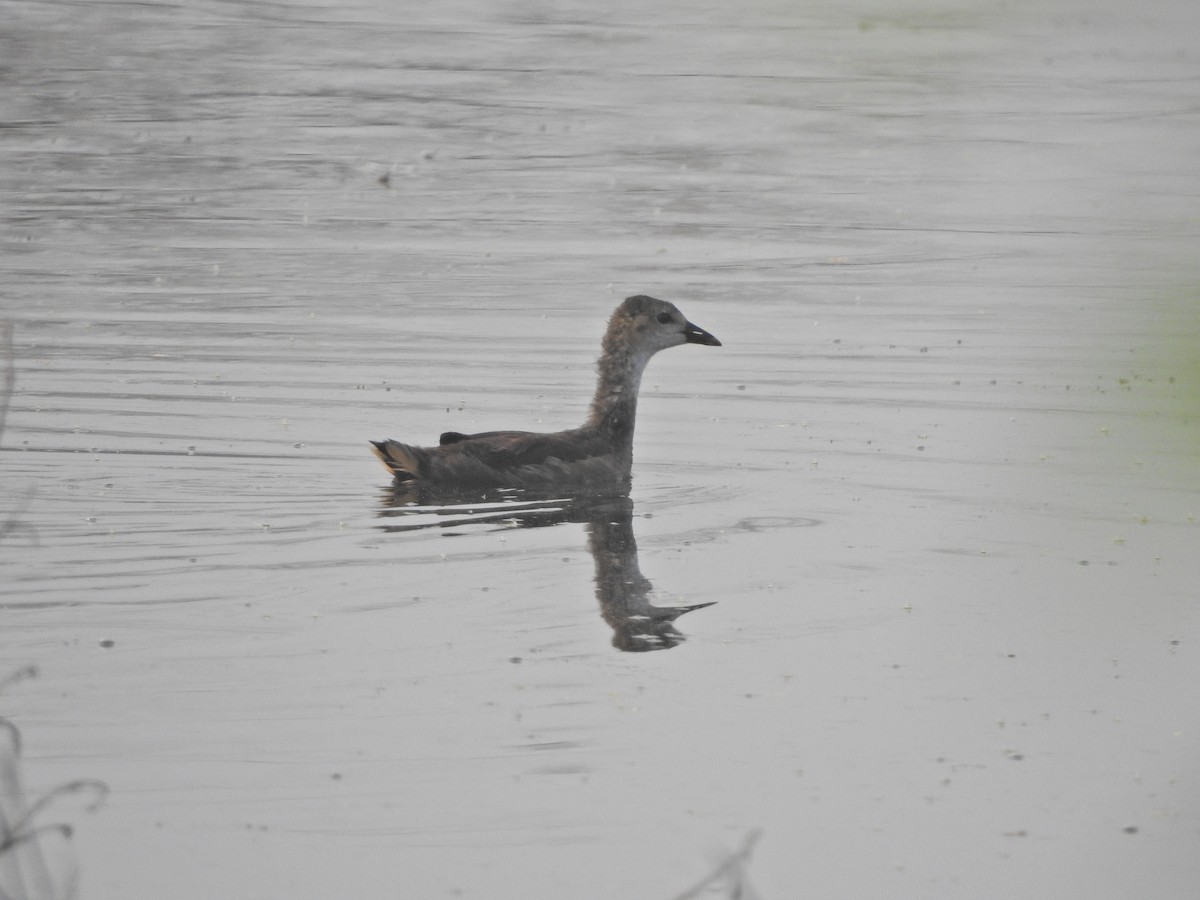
<box><xmin>656</xmin><ymin>312</ymin><xmax>673</xmax><ymax>324</ymax></box>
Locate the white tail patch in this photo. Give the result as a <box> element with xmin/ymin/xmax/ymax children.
<box><xmin>370</xmin><ymin>440</ymin><xmax>421</xmax><ymax>478</ymax></box>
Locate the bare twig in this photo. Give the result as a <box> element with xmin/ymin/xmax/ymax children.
<box><xmin>1</xmin><ymin>780</ymin><xmax>109</xmax><ymax>851</ymax></box>
<box><xmin>669</xmin><ymin>829</ymin><xmax>764</xmax><ymax>900</ymax></box>
<box><xmin>1</xmin><ymin>675</ymin><xmax>109</xmax><ymax>900</ymax></box>
<box><xmin>0</xmin><ymin>669</ymin><xmax>38</xmax><ymax>696</ymax></box>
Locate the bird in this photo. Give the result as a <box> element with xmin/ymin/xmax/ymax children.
<box><xmin>370</xmin><ymin>294</ymin><xmax>721</xmax><ymax>492</ymax></box>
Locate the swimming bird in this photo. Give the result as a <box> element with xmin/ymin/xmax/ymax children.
<box><xmin>370</xmin><ymin>295</ymin><xmax>721</xmax><ymax>491</ymax></box>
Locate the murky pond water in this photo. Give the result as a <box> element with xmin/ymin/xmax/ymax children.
<box><xmin>3</xmin><ymin>0</ymin><xmax>1198</xmax><ymax>897</ymax></box>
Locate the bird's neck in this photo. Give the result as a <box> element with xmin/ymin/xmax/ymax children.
<box><xmin>586</xmin><ymin>342</ymin><xmax>651</xmax><ymax>449</ymax></box>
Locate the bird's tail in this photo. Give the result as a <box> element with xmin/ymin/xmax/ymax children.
<box><xmin>370</xmin><ymin>440</ymin><xmax>423</xmax><ymax>480</ymax></box>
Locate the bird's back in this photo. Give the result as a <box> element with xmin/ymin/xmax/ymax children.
<box><xmin>370</xmin><ymin>427</ymin><xmax>627</xmax><ymax>490</ymax></box>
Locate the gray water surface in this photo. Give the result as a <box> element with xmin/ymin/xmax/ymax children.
<box><xmin>2</xmin><ymin>1</ymin><xmax>1198</xmax><ymax>898</ymax></box>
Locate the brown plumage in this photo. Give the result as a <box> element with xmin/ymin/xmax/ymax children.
<box><xmin>370</xmin><ymin>295</ymin><xmax>721</xmax><ymax>491</ymax></box>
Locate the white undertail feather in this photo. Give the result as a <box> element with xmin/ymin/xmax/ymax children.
<box><xmin>370</xmin><ymin>440</ymin><xmax>421</xmax><ymax>479</ymax></box>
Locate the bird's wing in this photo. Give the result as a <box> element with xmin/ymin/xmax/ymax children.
<box><xmin>442</xmin><ymin>429</ymin><xmax>608</xmax><ymax>468</ymax></box>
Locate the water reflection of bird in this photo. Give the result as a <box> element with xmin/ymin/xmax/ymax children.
<box><xmin>375</xmin><ymin>491</ymin><xmax>715</xmax><ymax>652</ymax></box>
<box><xmin>370</xmin><ymin>295</ymin><xmax>720</xmax><ymax>491</ymax></box>
<box><xmin>587</xmin><ymin>511</ymin><xmax>715</xmax><ymax>652</ymax></box>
